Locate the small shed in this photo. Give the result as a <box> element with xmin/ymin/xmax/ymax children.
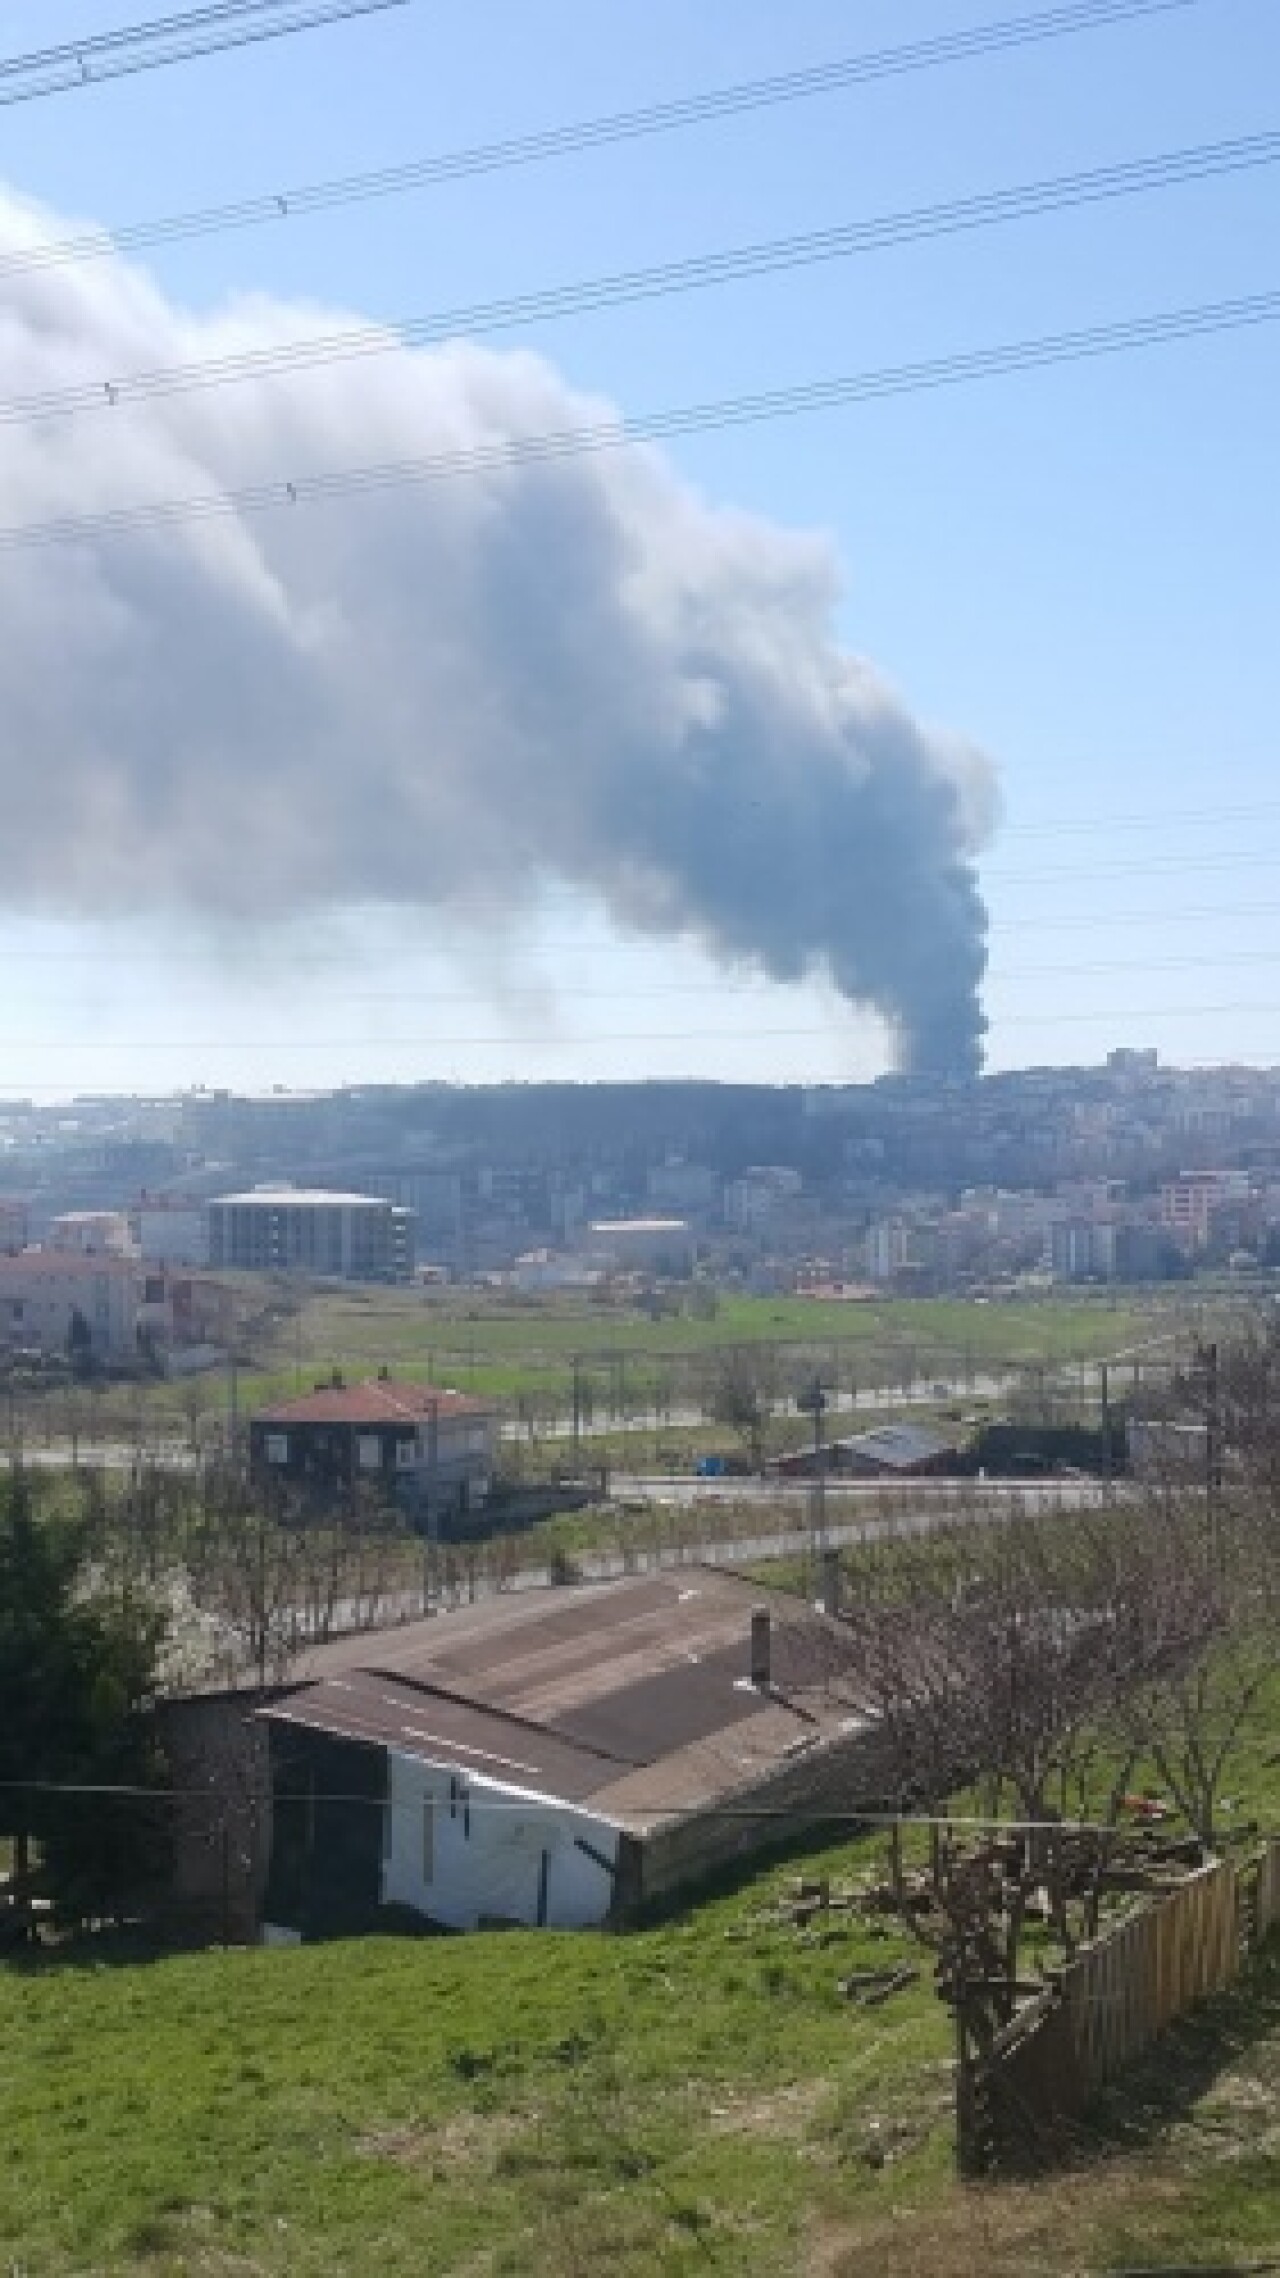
<box><xmin>774</xmin><ymin>1421</ymin><xmax>960</xmax><ymax>1480</ymax></box>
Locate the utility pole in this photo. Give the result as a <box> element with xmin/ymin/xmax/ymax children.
<box><xmin>797</xmin><ymin>1378</ymin><xmax>828</xmax><ymax>1578</ymax></box>
<box><xmin>1100</xmin><ymin>1361</ymin><xmax>1112</xmax><ymax>1495</ymax></box>
<box><xmin>227</xmin><ymin>1349</ymin><xmax>239</xmax><ymax>1464</ymax></box>
<box><xmin>1203</xmin><ymin>1339</ymin><xmax>1223</xmax><ymax>1580</ymax></box>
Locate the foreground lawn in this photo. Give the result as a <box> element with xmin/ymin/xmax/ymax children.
<box><xmin>3</xmin><ymin>1814</ymin><xmax>1280</xmax><ymax>2276</ymax></box>
<box><xmin>1</xmin><ymin>1836</ymin><xmax>954</xmax><ymax>2277</ymax></box>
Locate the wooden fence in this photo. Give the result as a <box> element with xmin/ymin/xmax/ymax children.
<box><xmin>968</xmin><ymin>1838</ymin><xmax>1280</xmax><ymax>2172</ymax></box>
<box><xmin>1255</xmin><ymin>1837</ymin><xmax>1280</xmax><ymax>1944</ymax></box>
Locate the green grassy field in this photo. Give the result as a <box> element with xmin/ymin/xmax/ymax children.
<box><xmin>3</xmin><ymin>1283</ymin><xmax>1168</xmax><ymax>1451</ymax></box>
<box><xmin>4</xmin><ymin>1663</ymin><xmax>1280</xmax><ymax>2278</ymax></box>
<box><xmin>214</xmin><ymin>1282</ymin><xmax>1162</xmax><ymax>1418</ymax></box>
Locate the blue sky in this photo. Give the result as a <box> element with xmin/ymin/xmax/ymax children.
<box><xmin>1</xmin><ymin>0</ymin><xmax>1278</xmax><ymax>1095</ymax></box>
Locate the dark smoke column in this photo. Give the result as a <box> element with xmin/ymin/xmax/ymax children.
<box><xmin>576</xmin><ymin>679</ymin><xmax>993</xmax><ymax>1080</ymax></box>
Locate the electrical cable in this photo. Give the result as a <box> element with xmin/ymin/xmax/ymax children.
<box><xmin>4</xmin><ymin>281</ymin><xmax>1280</xmax><ymax>554</ymax></box>
<box><xmin>0</xmin><ymin>1005</ymin><xmax>1276</xmax><ymax>1049</ymax></box>
<box><xmin>0</xmin><ymin>1774</ymin><xmax>1202</xmax><ymax>1835</ymax></box>
<box><xmin>0</xmin><ymin>0</ymin><xmax>407</xmax><ymax>103</ymax></box>
<box><xmin>9</xmin><ymin>124</ymin><xmax>1279</xmax><ymax>427</ymax></box>
<box><xmin>1</xmin><ymin>945</ymin><xmax>1279</xmax><ymax>998</ymax></box>
<box><xmin>0</xmin><ymin>897</ymin><xmax>1274</xmax><ymax>959</ymax></box>
<box><xmin>992</xmin><ymin>849</ymin><xmax>1280</xmax><ymax>884</ymax></box>
<box><xmin>0</xmin><ymin>0</ymin><xmax>1206</xmax><ymax>270</ymax></box>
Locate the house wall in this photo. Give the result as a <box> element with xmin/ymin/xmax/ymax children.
<box><xmin>382</xmin><ymin>1751</ymin><xmax>619</xmax><ymax>1931</ymax></box>
<box><xmin>615</xmin><ymin>1720</ymin><xmax>896</xmax><ymax>1919</ymax></box>
<box><xmin>158</xmin><ymin>1691</ymin><xmax>275</xmax><ymax>1943</ymax></box>
<box><xmin>264</xmin><ymin>1727</ymin><xmax>387</xmax><ymax>1939</ymax></box>
<box><xmin>250</xmin><ymin>1411</ymin><xmax>495</xmax><ymax>1520</ymax></box>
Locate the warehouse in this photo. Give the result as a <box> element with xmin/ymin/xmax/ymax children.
<box><xmin>223</xmin><ymin>1569</ymin><xmax>883</xmax><ymax>1939</ymax></box>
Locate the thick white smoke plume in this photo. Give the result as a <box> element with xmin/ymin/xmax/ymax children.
<box><xmin>0</xmin><ymin>191</ymin><xmax>996</xmax><ymax>1075</ymax></box>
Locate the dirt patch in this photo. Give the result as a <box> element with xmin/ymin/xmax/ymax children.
<box><xmin>806</xmin><ymin>2168</ymin><xmax>1188</xmax><ymax>2278</ymax></box>
<box><xmin>353</xmin><ymin>2110</ymin><xmax>525</xmax><ymax>2171</ymax></box>
<box><xmin>705</xmin><ymin>2081</ymin><xmax>825</xmax><ymax>2144</ymax></box>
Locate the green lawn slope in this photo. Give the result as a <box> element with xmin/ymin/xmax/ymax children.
<box><xmin>3</xmin><ymin>1811</ymin><xmax>1279</xmax><ymax>2276</ymax></box>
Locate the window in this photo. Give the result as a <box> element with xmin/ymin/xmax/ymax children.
<box><xmin>422</xmin><ymin>1799</ymin><xmax>435</xmax><ymax>1884</ymax></box>
<box><xmin>395</xmin><ymin>1438</ymin><xmax>416</xmax><ymax>1469</ymax></box>
<box><xmin>265</xmin><ymin>1433</ymin><xmax>289</xmax><ymax>1465</ymax></box>
<box><xmin>357</xmin><ymin>1433</ymin><xmax>382</xmax><ymax>1472</ymax></box>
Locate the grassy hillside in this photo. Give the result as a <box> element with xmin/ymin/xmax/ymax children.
<box><xmin>4</xmin><ymin>1803</ymin><xmax>1279</xmax><ymax>2276</ymax></box>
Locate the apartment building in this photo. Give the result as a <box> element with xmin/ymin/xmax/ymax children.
<box><xmin>206</xmin><ymin>1187</ymin><xmax>416</xmax><ymax>1282</ymax></box>
<box><xmin>1159</xmin><ymin>1171</ymin><xmax>1250</xmax><ymax>1251</ymax></box>
<box><xmin>0</xmin><ymin>1251</ymin><xmax>139</xmax><ymax>1359</ymax></box>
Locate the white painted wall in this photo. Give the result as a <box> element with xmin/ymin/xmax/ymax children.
<box><xmin>381</xmin><ymin>1749</ymin><xmax>619</xmax><ymax>1932</ymax></box>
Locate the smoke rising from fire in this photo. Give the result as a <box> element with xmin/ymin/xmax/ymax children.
<box><xmin>0</xmin><ymin>189</ymin><xmax>995</xmax><ymax>1074</ymax></box>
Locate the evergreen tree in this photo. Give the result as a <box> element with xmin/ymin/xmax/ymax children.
<box><xmin>0</xmin><ymin>1472</ymin><xmax>168</xmax><ymax>1931</ymax></box>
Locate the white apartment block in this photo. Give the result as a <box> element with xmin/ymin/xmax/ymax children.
<box><xmin>865</xmin><ymin>1216</ymin><xmax>915</xmax><ymax>1282</ymax></box>
<box><xmin>0</xmin><ymin>1251</ymin><xmax>140</xmax><ymax>1359</ymax></box>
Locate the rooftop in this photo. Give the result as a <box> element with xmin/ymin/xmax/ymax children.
<box><xmin>259</xmin><ymin>1569</ymin><xmax>867</xmax><ymax>1833</ymax></box>
<box><xmin>210</xmin><ymin>1187</ymin><xmax>397</xmax><ymax>1211</ymax></box>
<box><xmin>253</xmin><ymin>1378</ymin><xmax>492</xmax><ymax>1427</ymax></box>
<box><xmin>0</xmin><ymin>1248</ymin><xmax>135</xmax><ymax>1279</ymax></box>
<box><xmin>587</xmin><ymin>1217</ymin><xmax>691</xmax><ymax>1236</ymax></box>
<box><xmin>841</xmin><ymin>1422</ymin><xmax>959</xmax><ymax>1469</ymax></box>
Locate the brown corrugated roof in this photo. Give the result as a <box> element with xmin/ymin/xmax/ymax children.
<box><xmin>253</xmin><ymin>1379</ymin><xmax>492</xmax><ymax>1427</ymax></box>
<box><xmin>260</xmin><ymin>1570</ymin><xmax>869</xmax><ymax>1833</ymax></box>
<box><xmin>264</xmin><ymin>1673</ymin><xmax>625</xmax><ymax>1805</ymax></box>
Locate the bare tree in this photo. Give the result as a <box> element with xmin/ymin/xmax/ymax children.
<box><xmin>705</xmin><ymin>1344</ymin><xmax>780</xmax><ymax>1473</ymax></box>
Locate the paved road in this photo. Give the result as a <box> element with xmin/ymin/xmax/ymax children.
<box><xmin>606</xmin><ymin>1472</ymin><xmax>1111</xmax><ymax>1510</ymax></box>
<box><xmin>501</xmin><ymin>1373</ymin><xmax>1013</xmax><ymax>1442</ymax></box>
<box><xmin>314</xmin><ymin>1480</ymin><xmax>1118</xmax><ymax>1625</ymax></box>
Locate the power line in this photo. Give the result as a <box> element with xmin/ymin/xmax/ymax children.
<box><xmin>3</xmin><ymin>947</ymin><xmax>1280</xmax><ymax>998</ymax></box>
<box><xmin>0</xmin><ymin>898</ymin><xmax>1275</xmax><ymax>966</ymax></box>
<box><xmin>1000</xmin><ymin>898</ymin><xmax>1280</xmax><ymax>933</ymax></box>
<box><xmin>4</xmin><ymin>281</ymin><xmax>1280</xmax><ymax>554</ymax></box>
<box><xmin>994</xmin><ymin>848</ymin><xmax>1280</xmax><ymax>884</ymax></box>
<box><xmin>0</xmin><ymin>902</ymin><xmax>1266</xmax><ymax>965</ymax></box>
<box><xmin>11</xmin><ymin>124</ymin><xmax>1280</xmax><ymax>428</ymax></box>
<box><xmin>0</xmin><ymin>1775</ymin><xmax>1205</xmax><ymax>1837</ymax></box>
<box><xmin>0</xmin><ymin>0</ymin><xmax>407</xmax><ymax>103</ymax></box>
<box><xmin>0</xmin><ymin>1005</ymin><xmax>1276</xmax><ymax>1049</ymax></box>
<box><xmin>997</xmin><ymin>799</ymin><xmax>1280</xmax><ymax>838</ymax></box>
<box><xmin>0</xmin><ymin>0</ymin><xmax>1207</xmax><ymax>273</ymax></box>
